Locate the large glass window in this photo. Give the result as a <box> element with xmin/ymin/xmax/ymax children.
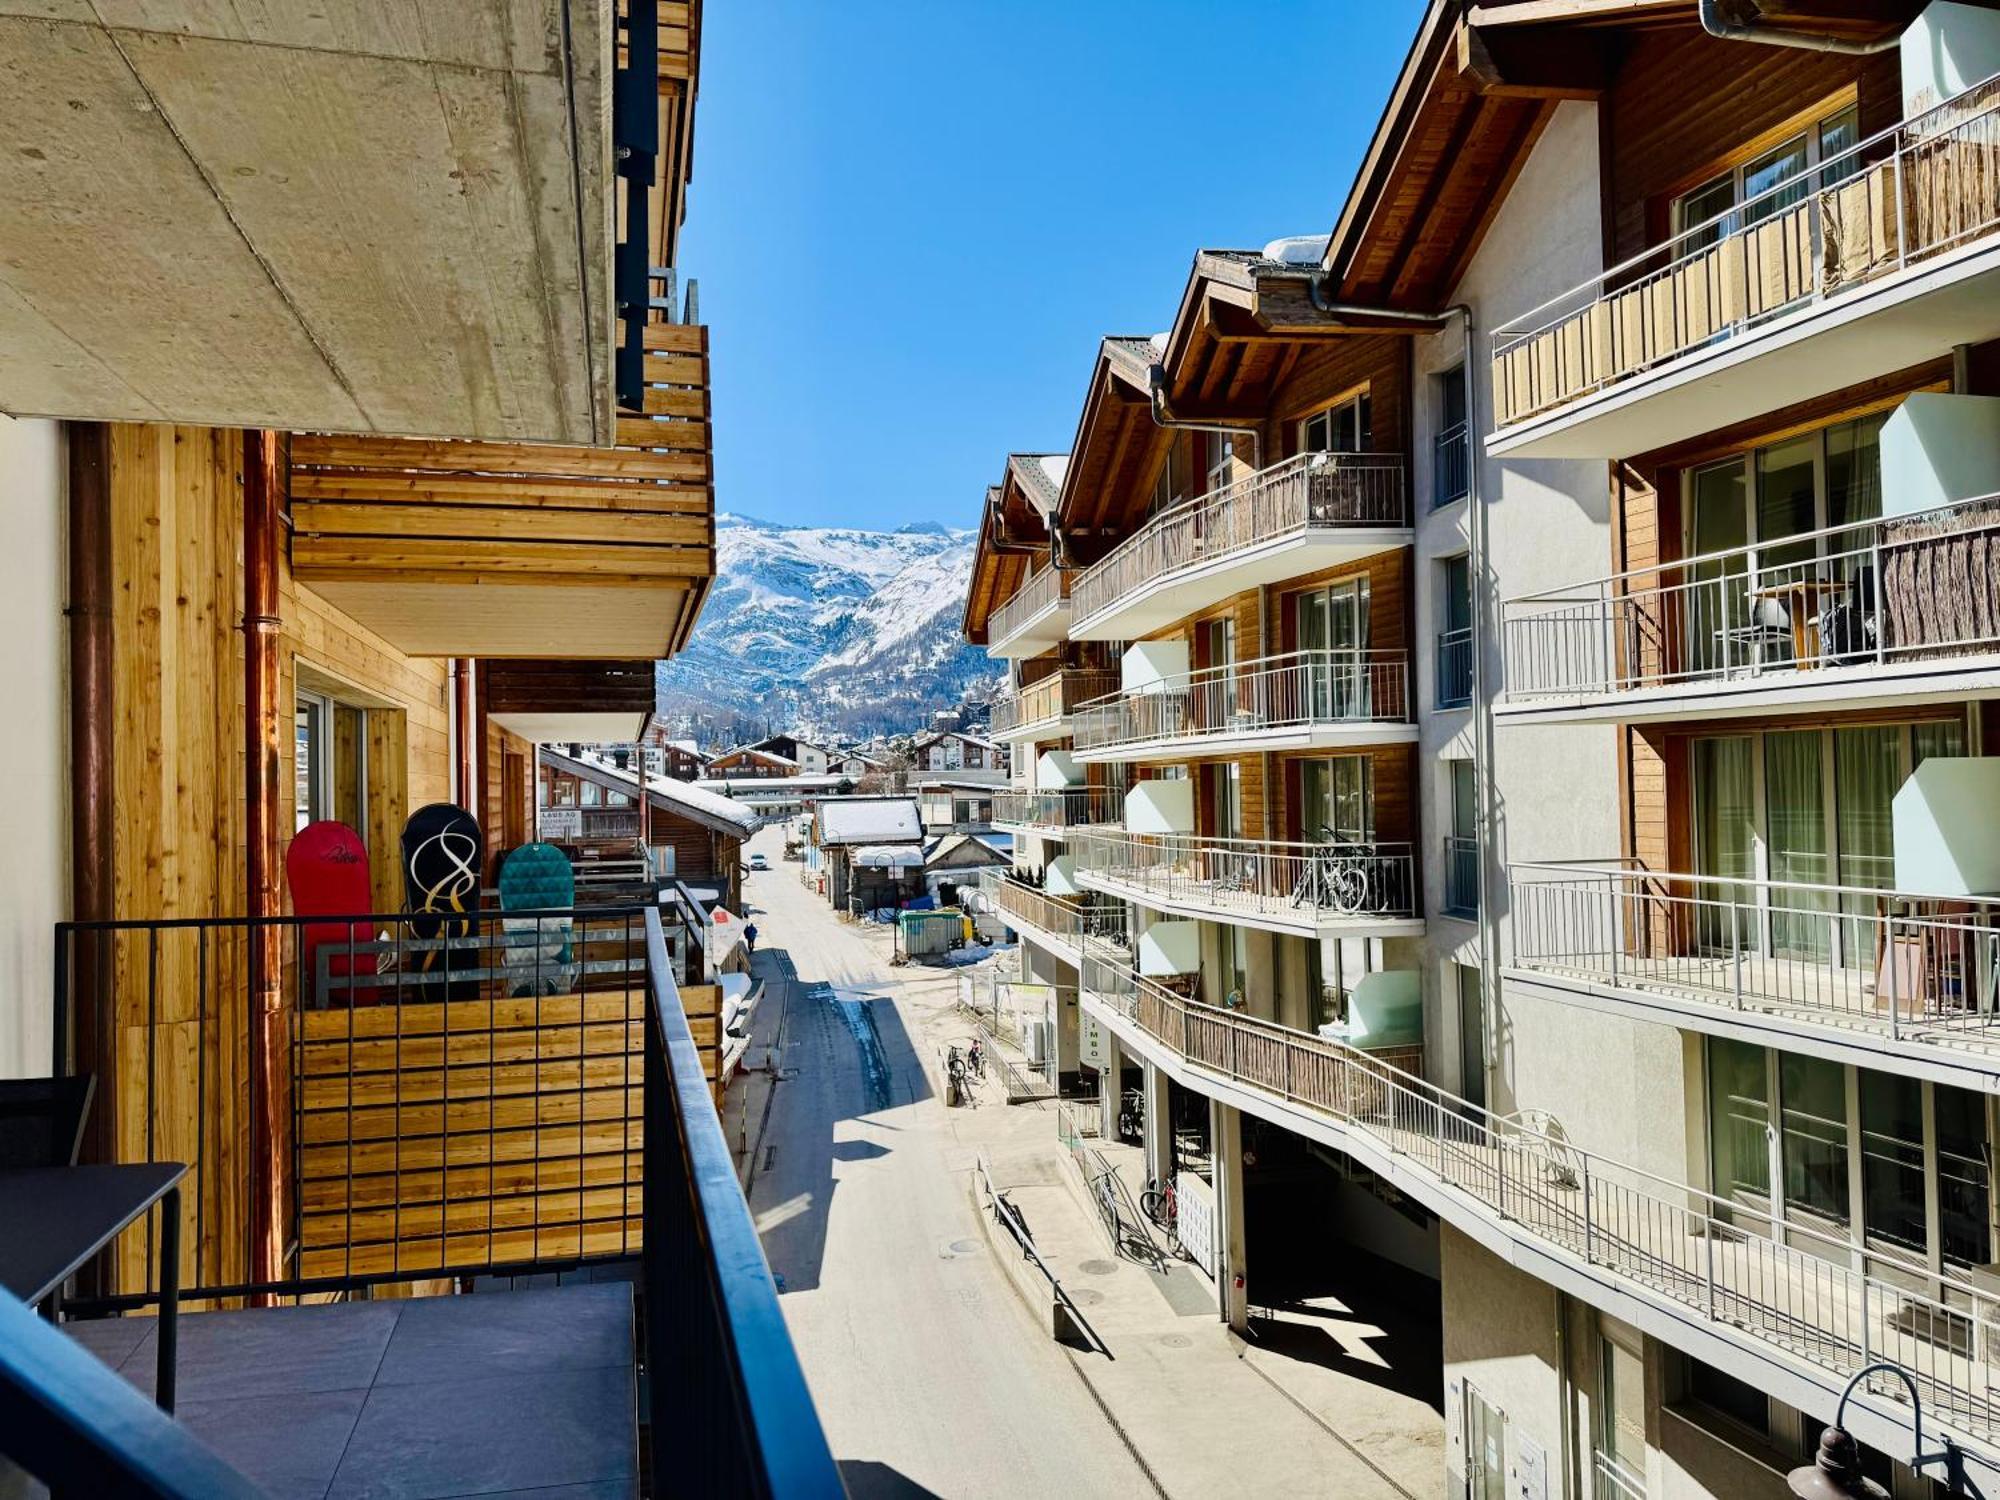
<box><xmin>1691</xmin><ymin>736</ymin><xmax>1756</xmax><ymax>952</ymax></box>
<box><xmin>1708</xmin><ymin>1037</ymin><xmax>1772</xmax><ymax>1216</ymax></box>
<box><xmin>1302</xmin><ymin>393</ymin><xmax>1371</xmax><ymax>454</ymax></box>
<box><xmin>1765</xmin><ymin>730</ymin><xmax>1832</xmax><ymax>958</ymax></box>
<box><xmin>1861</xmin><ymin>1070</ymin><xmax>1927</xmax><ymax>1258</ymax></box>
<box><xmin>1300</xmin><ymin>756</ymin><xmax>1372</xmax><ymax>845</ymax></box>
<box><xmin>1938</xmin><ymin>1085</ymin><xmax>1992</xmax><ymax>1270</ymax></box>
<box><xmin>1295</xmin><ymin>577</ymin><xmax>1370</xmax><ymax>717</ymax></box>
<box><xmin>1671</xmin><ymin>104</ymin><xmax>1859</xmax><ymax>241</ymax></box>
<box><xmin>1780</xmin><ymin>1051</ymin><xmax>1849</xmax><ymax>1230</ymax></box>
<box><xmin>1598</xmin><ymin>1334</ymin><xmax>1647</xmax><ymax>1490</ymax></box>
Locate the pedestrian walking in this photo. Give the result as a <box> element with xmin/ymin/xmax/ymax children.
<box><xmin>745</xmin><ymin>921</ymin><xmax>759</xmax><ymax>956</ymax></box>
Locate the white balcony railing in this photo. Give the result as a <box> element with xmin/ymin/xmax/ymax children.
<box><xmin>1069</xmin><ymin>451</ymin><xmax>1408</xmax><ymax>628</ymax></box>
<box><xmin>1501</xmin><ymin>492</ymin><xmax>2000</xmax><ymax>703</ymax></box>
<box><xmin>1492</xmin><ymin>74</ymin><xmax>2000</xmax><ymax>430</ymax></box>
<box><xmin>1071</xmin><ymin>649</ymin><xmax>1410</xmax><ymax>757</ymax></box>
<box><xmin>989</xmin><ymin>669</ymin><xmax>1120</xmax><ymax>737</ymax></box>
<box><xmin>1593</xmin><ymin>1451</ymin><xmax>1646</xmax><ymax>1500</ymax></box>
<box><xmin>1080</xmin><ymin>960</ymin><xmax>2000</xmax><ymax>1455</ymax></box>
<box><xmin>989</xmin><ymin>785</ymin><xmax>1122</xmax><ymax>832</ymax></box>
<box><xmin>1510</xmin><ymin>861</ymin><xmax>2000</xmax><ymax>1052</ymax></box>
<box><xmin>991</xmin><ymin>564</ymin><xmax>1069</xmax><ymax>645</ymax></box>
<box><xmin>1073</xmin><ymin>829</ymin><xmax>1417</xmax><ymax>927</ymax></box>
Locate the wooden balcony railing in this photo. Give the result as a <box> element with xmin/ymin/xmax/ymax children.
<box><xmin>989</xmin><ymin>669</ymin><xmax>1120</xmax><ymax>737</ymax></box>
<box><xmin>990</xmin><ymin>564</ymin><xmax>1070</xmax><ymax>647</ymax></box>
<box><xmin>1069</xmin><ymin>451</ymin><xmax>1408</xmax><ymax>630</ymax></box>
<box><xmin>1492</xmin><ymin>74</ymin><xmax>2000</xmax><ymax>430</ymax></box>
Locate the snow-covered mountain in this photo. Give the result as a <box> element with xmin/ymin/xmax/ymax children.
<box><xmin>655</xmin><ymin>513</ymin><xmax>1000</xmax><ymax>739</ymax></box>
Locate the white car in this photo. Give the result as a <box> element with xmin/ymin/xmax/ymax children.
<box><xmin>748</xmin><ymin>853</ymin><xmax>770</xmax><ymax>871</ymax></box>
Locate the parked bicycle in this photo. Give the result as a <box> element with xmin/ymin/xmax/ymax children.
<box><xmin>1116</xmin><ymin>1087</ymin><xmax>1144</xmax><ymax>1143</ymax></box>
<box><xmin>1140</xmin><ymin>1176</ymin><xmax>1178</xmax><ymax>1234</ymax></box>
<box><xmin>1291</xmin><ymin>825</ymin><xmax>1372</xmax><ymax>914</ymax></box>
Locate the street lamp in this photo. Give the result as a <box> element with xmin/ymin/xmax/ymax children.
<box><xmin>1786</xmin><ymin>1362</ymin><xmax>1986</xmax><ymax>1499</ymax></box>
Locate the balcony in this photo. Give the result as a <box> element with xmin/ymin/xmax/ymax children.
<box><xmin>483</xmin><ymin>659</ymin><xmax>658</xmax><ymax>743</ymax></box>
<box><xmin>1432</xmin><ymin>421</ymin><xmax>1471</xmax><ymax>510</ymax></box>
<box><xmin>990</xmin><ymin>785</ymin><xmax>1123</xmax><ymax>838</ymax></box>
<box><xmin>1498</xmin><ymin>493</ymin><xmax>2000</xmax><ymax>724</ymax></box>
<box><xmin>289</xmin><ymin>320</ymin><xmax>715</xmax><ymax>659</ymax></box>
<box><xmin>1490</xmin><ymin>76</ymin><xmax>2000</xmax><ymax>459</ymax></box>
<box><xmin>1071</xmin><ymin>650</ymin><xmax>1414</xmax><ymax>763</ymax></box>
<box><xmin>989</xmin><ymin>669</ymin><xmax>1120</xmax><ymax>742</ymax></box>
<box><xmin>1077</xmin><ymin>965</ymin><xmax>2000</xmax><ymax>1471</ymax></box>
<box><xmin>1435</xmin><ymin>628</ymin><xmax>1473</xmax><ymax>710</ymax></box>
<box><xmin>986</xmin><ymin>873</ymin><xmax>1091</xmax><ymax>962</ymax></box>
<box><xmin>1068</xmin><ymin>452</ymin><xmax>1411</xmax><ymax>642</ymax></box>
<box><xmin>1443</xmin><ymin>835</ymin><xmax>1480</xmax><ymax>919</ymax></box>
<box><xmin>988</xmin><ymin>565</ymin><xmax>1071</xmax><ymax>658</ymax></box>
<box><xmin>1508</xmin><ymin>862</ymin><xmax>2000</xmax><ymax>1091</ymax></box>
<box><xmin>36</xmin><ymin>901</ymin><xmax>838</xmax><ymax>1497</ymax></box>
<box><xmin>1072</xmin><ymin>829</ymin><xmax>1420</xmax><ymax>940</ymax></box>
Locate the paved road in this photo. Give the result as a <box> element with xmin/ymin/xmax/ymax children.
<box><xmin>740</xmin><ymin>828</ymin><xmax>1156</xmax><ymax>1500</ymax></box>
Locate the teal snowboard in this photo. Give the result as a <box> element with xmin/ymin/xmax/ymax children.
<box><xmin>498</xmin><ymin>842</ymin><xmax>578</xmax><ymax>996</ymax></box>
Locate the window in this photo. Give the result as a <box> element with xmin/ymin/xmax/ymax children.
<box><xmin>1437</xmin><ymin>555</ymin><xmax>1472</xmax><ymax>709</ymax></box>
<box><xmin>1149</xmin><ymin>447</ymin><xmax>1187</xmax><ymax>518</ymax></box>
<box><xmin>1299</xmin><ymin>756</ymin><xmax>1372</xmax><ymax>844</ymax></box>
<box><xmin>1205</xmin><ymin>432</ymin><xmax>1236</xmax><ymax>493</ymax></box>
<box><xmin>294</xmin><ymin>688</ymin><xmax>367</xmax><ymax>837</ymax></box>
<box><xmin>1456</xmin><ymin>963</ymin><xmax>1485</xmax><ymax>1110</ymax></box>
<box><xmin>1445</xmin><ymin>761</ymin><xmax>1478</xmax><ymax>916</ymax></box>
<box><xmin>1707</xmin><ymin>1041</ymin><xmax>1996</xmax><ymax>1280</ymax></box>
<box><xmin>1301</xmin><ymin>393</ymin><xmax>1371</xmax><ymax>454</ymax></box>
<box><xmin>1295</xmin><ymin>577</ymin><xmax>1371</xmax><ymax>717</ymax></box>
<box><xmin>1433</xmin><ymin>367</ymin><xmax>1469</xmax><ymax>508</ymax></box>
<box><xmin>1672</xmin><ymin>103</ymin><xmax>1860</xmax><ymax>245</ymax></box>
<box><xmin>1597</xmin><ymin>1333</ymin><xmax>1647</xmax><ymax>1495</ymax></box>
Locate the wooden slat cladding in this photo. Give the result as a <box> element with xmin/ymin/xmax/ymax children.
<box><xmin>1604</xmin><ymin>27</ymin><xmax>1901</xmax><ymax>262</ymax></box>
<box><xmin>288</xmin><ymin>331</ymin><xmax>715</xmax><ymax>658</ymax></box>
<box><xmin>484</xmin><ymin>660</ymin><xmax>658</xmax><ymax>716</ymax></box>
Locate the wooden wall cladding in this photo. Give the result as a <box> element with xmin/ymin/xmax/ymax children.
<box><xmin>288</xmin><ymin>326</ymin><xmax>716</xmax><ymax>659</ymax></box>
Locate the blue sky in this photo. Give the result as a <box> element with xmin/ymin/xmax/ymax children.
<box><xmin>679</xmin><ymin>1</ymin><xmax>1426</xmax><ymax>531</ymax></box>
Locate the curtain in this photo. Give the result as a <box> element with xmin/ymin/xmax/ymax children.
<box><xmin>1835</xmin><ymin>726</ymin><xmax>1901</xmax><ymax>964</ymax></box>
<box><xmin>1766</xmin><ymin>730</ymin><xmax>1833</xmax><ymax>959</ymax></box>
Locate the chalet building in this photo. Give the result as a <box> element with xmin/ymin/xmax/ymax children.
<box><xmin>538</xmin><ymin>746</ymin><xmax>755</xmax><ymax>911</ymax></box>
<box><xmin>912</xmin><ymin>779</ymin><xmax>999</xmax><ymax>834</ymax></box>
<box><xmin>966</xmin><ymin>3</ymin><xmax>2000</xmax><ymax>1495</ymax></box>
<box><xmin>707</xmin><ymin>746</ymin><xmax>804</xmax><ymax>779</ymax></box>
<box><xmin>807</xmin><ymin>796</ymin><xmax>927</xmax><ymax>911</ymax></box>
<box><xmin>910</xmin><ymin>728</ymin><xmax>1009</xmax><ymax>779</ymax></box>
<box><xmin>639</xmin><ymin>724</ymin><xmax>714</xmax><ymax>781</ymax></box>
<box><xmin>0</xmin><ymin>6</ymin><xmax>838</xmax><ymax>1490</ymax></box>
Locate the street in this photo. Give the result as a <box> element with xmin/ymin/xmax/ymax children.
<box><xmin>736</xmin><ymin>826</ymin><xmax>1158</xmax><ymax>1500</ymax></box>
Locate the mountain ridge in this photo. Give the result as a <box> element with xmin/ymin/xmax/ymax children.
<box><xmin>655</xmin><ymin>514</ymin><xmax>1000</xmax><ymax>740</ymax></box>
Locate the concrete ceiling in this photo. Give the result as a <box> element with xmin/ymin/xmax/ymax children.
<box><xmin>0</xmin><ymin>2</ymin><xmax>613</xmax><ymax>442</ymax></box>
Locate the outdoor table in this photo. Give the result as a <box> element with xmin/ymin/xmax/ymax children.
<box><xmin>0</xmin><ymin>1163</ymin><xmax>186</xmax><ymax>1412</ymax></box>
<box><xmin>1747</xmin><ymin>577</ymin><xmax>1849</xmax><ymax>665</ymax></box>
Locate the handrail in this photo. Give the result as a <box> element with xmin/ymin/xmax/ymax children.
<box><xmin>990</xmin><ymin>785</ymin><xmax>1123</xmax><ymax>830</ymax></box>
<box><xmin>1083</xmin><ymin>960</ymin><xmax>2000</xmax><ymax>1444</ymax></box>
<box><xmin>640</xmin><ymin>906</ymin><xmax>844</xmax><ymax>1498</ymax></box>
<box><xmin>1072</xmin><ymin>648</ymin><xmax>1412</xmax><ymax>755</ymax></box>
<box><xmin>0</xmin><ymin>1288</ymin><xmax>262</xmax><ymax>1498</ymax></box>
<box><xmin>1070</xmin><ymin>450</ymin><xmax>1409</xmax><ymax>627</ymax></box>
<box><xmin>991</xmin><ymin>564</ymin><xmax>1070</xmax><ymax>643</ymax></box>
<box><xmin>975</xmin><ymin>1156</ymin><xmax>1112</xmax><ymax>1355</ymax></box>
<box><xmin>1074</xmin><ymin>828</ymin><xmax>1419</xmax><ymax>922</ymax></box>
<box><xmin>1494</xmin><ymin>71</ymin><xmax>2000</xmax><ymax>348</ymax></box>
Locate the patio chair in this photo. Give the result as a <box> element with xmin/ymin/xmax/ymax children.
<box><xmin>0</xmin><ymin>1075</ymin><xmax>95</xmax><ymax>1168</ymax></box>
<box><xmin>1714</xmin><ymin>593</ymin><xmax>1793</xmax><ymax>673</ymax></box>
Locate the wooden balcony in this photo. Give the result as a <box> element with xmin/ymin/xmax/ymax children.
<box><xmin>483</xmin><ymin>659</ymin><xmax>658</xmax><ymax>742</ymax></box>
<box><xmin>289</xmin><ymin>325</ymin><xmax>714</xmax><ymax>659</ymax></box>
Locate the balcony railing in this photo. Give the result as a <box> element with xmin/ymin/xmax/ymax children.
<box><xmin>1433</xmin><ymin>420</ymin><xmax>1471</xmax><ymax>509</ymax></box>
<box><xmin>989</xmin><ymin>668</ymin><xmax>1121</xmax><ymax>737</ymax></box>
<box><xmin>1069</xmin><ymin>451</ymin><xmax>1409</xmax><ymax>629</ymax></box>
<box><xmin>1492</xmin><ymin>74</ymin><xmax>2000</xmax><ymax>430</ymax></box>
<box><xmin>986</xmin><ymin>873</ymin><xmax>1087</xmax><ymax>947</ymax></box>
<box><xmin>1073</xmin><ymin>829</ymin><xmax>1417</xmax><ymax>928</ymax></box>
<box><xmin>990</xmin><ymin>785</ymin><xmax>1123</xmax><ymax>832</ymax></box>
<box><xmin>1080</xmin><ymin>962</ymin><xmax>2000</xmax><ymax>1455</ymax></box>
<box><xmin>1435</xmin><ymin>626</ymin><xmax>1473</xmax><ymax>709</ymax></box>
<box><xmin>1444</xmin><ymin>835</ymin><xmax>1480</xmax><ymax>918</ymax></box>
<box><xmin>991</xmin><ymin>564</ymin><xmax>1070</xmax><ymax>646</ymax></box>
<box><xmin>1071</xmin><ymin>650</ymin><xmax>1410</xmax><ymax>757</ymax></box>
<box><xmin>1593</xmin><ymin>1451</ymin><xmax>1646</xmax><ymax>1500</ymax></box>
<box><xmin>48</xmin><ymin>903</ymin><xmax>839</xmax><ymax>1496</ymax></box>
<box><xmin>1501</xmin><ymin>492</ymin><xmax>2000</xmax><ymax>703</ymax></box>
<box><xmin>1510</xmin><ymin>861</ymin><xmax>2000</xmax><ymax>1051</ymax></box>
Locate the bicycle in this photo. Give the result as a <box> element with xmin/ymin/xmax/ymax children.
<box><xmin>1139</xmin><ymin>1176</ymin><xmax>1178</xmax><ymax>1234</ymax></box>
<box><xmin>1116</xmin><ymin>1087</ymin><xmax>1144</xmax><ymax>1142</ymax></box>
<box><xmin>1291</xmin><ymin>825</ymin><xmax>1371</xmax><ymax>915</ymax></box>
<box><xmin>945</xmin><ymin>1045</ymin><xmax>969</xmax><ymax>1108</ymax></box>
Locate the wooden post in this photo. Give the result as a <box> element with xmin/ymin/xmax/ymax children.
<box><xmin>66</xmin><ymin>423</ymin><xmax>114</xmax><ymax>1164</ymax></box>
<box><xmin>243</xmin><ymin>429</ymin><xmax>286</xmax><ymax>1292</ymax></box>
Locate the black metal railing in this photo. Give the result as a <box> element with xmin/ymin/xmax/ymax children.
<box><xmin>45</xmin><ymin>898</ymin><xmax>840</xmax><ymax>1497</ymax></box>
<box><xmin>1432</xmin><ymin>420</ymin><xmax>1470</xmax><ymax>509</ymax></box>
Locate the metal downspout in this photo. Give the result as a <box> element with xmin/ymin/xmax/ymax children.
<box><xmin>243</xmin><ymin>429</ymin><xmax>285</xmax><ymax>1294</ymax></box>
<box><xmin>1698</xmin><ymin>0</ymin><xmax>1898</xmax><ymax>54</ymax></box>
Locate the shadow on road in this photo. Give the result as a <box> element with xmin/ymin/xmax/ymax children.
<box><xmin>749</xmin><ymin>939</ymin><xmax>936</xmax><ymax>1297</ymax></box>
<box><xmin>837</xmin><ymin>1459</ymin><xmax>945</xmax><ymax>1499</ymax></box>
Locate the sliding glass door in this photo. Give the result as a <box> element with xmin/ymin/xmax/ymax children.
<box><xmin>1691</xmin><ymin>736</ymin><xmax>1756</xmax><ymax>953</ymax></box>
<box><xmin>1295</xmin><ymin>578</ymin><xmax>1369</xmax><ymax>719</ymax></box>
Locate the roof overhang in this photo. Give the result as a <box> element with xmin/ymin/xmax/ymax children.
<box><xmin>0</xmin><ymin>3</ymin><xmax>626</xmax><ymax>441</ymax></box>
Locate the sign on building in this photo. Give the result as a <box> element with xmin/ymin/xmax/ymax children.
<box><xmin>1080</xmin><ymin>1012</ymin><xmax>1106</xmax><ymax>1069</ymax></box>
<box><xmin>539</xmin><ymin>806</ymin><xmax>581</xmax><ymax>841</ymax></box>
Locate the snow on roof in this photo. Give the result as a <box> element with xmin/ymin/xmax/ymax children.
<box><xmin>816</xmin><ymin>796</ymin><xmax>923</xmax><ymax>846</ymax></box>
<box><xmin>540</xmin><ymin>747</ymin><xmax>758</xmax><ymax>837</ymax></box>
<box><xmin>714</xmin><ymin>747</ymin><xmax>798</xmax><ymax>769</ymax></box>
<box><xmin>1262</xmin><ymin>233</ymin><xmax>1330</xmax><ymax>265</ymax></box>
<box><xmin>851</xmin><ymin>844</ymin><xmax>926</xmax><ymax>870</ymax></box>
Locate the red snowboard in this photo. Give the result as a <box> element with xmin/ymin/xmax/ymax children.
<box><xmin>287</xmin><ymin>820</ymin><xmax>377</xmax><ymax>1008</ymax></box>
